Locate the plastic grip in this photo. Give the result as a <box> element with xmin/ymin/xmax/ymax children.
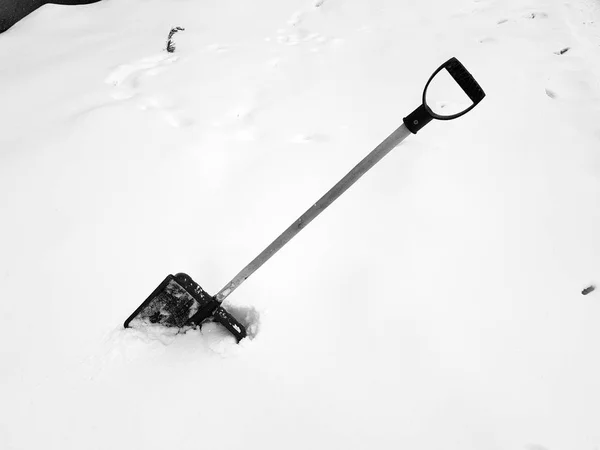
<box><xmin>444</xmin><ymin>57</ymin><xmax>485</xmax><ymax>104</ymax></box>
<box><xmin>403</xmin><ymin>104</ymin><xmax>433</xmax><ymax>134</ymax></box>
<box><xmin>403</xmin><ymin>57</ymin><xmax>486</xmax><ymax>133</ymax></box>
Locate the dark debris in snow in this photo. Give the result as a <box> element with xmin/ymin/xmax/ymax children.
<box><xmin>582</xmin><ymin>285</ymin><xmax>596</xmax><ymax>296</ymax></box>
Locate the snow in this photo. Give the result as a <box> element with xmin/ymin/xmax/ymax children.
<box><xmin>1</xmin><ymin>0</ymin><xmax>600</xmax><ymax>449</ymax></box>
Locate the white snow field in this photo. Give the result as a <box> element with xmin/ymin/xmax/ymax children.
<box><xmin>1</xmin><ymin>0</ymin><xmax>600</xmax><ymax>449</ymax></box>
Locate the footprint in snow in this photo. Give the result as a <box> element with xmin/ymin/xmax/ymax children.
<box><xmin>545</xmin><ymin>70</ymin><xmax>598</xmax><ymax>102</ymax></box>
<box><xmin>274</xmin><ymin>3</ymin><xmax>339</xmax><ymax>49</ymax></box>
<box><xmin>104</xmin><ymin>53</ymin><xmax>193</xmax><ymax>128</ymax></box>
<box><xmin>451</xmin><ymin>0</ymin><xmax>496</xmax><ymax>18</ymax></box>
<box><xmin>105</xmin><ymin>53</ymin><xmax>177</xmax><ymax>93</ymax></box>
<box><xmin>477</xmin><ymin>35</ymin><xmax>496</xmax><ymax>44</ymax></box>
<box><xmin>287</xmin><ymin>10</ymin><xmax>304</xmax><ymax>27</ymax></box>
<box><xmin>289</xmin><ymin>133</ymin><xmax>329</xmax><ymax>144</ymax></box>
<box><xmin>488</xmin><ymin>11</ymin><xmax>547</xmax><ymax>26</ymax></box>
<box><xmin>525</xmin><ymin>445</ymin><xmax>550</xmax><ymax>450</ymax></box>
<box><xmin>524</xmin><ymin>11</ymin><xmax>549</xmax><ymax>19</ymax></box>
<box><xmin>276</xmin><ymin>28</ymin><xmax>339</xmax><ymax>48</ymax></box>
<box><xmin>210</xmin><ymin>104</ymin><xmax>261</xmax><ymax>142</ymax></box>
<box><xmin>205</xmin><ymin>43</ymin><xmax>231</xmax><ymax>53</ymax></box>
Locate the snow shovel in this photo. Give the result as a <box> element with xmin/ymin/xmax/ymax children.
<box><xmin>123</xmin><ymin>57</ymin><xmax>486</xmax><ymax>341</ymax></box>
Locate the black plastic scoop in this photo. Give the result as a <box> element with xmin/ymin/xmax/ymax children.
<box><xmin>124</xmin><ymin>57</ymin><xmax>485</xmax><ymax>342</ymax></box>
<box><xmin>124</xmin><ymin>273</ymin><xmax>246</xmax><ymax>341</ymax></box>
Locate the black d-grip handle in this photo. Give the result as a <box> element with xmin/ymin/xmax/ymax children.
<box><xmin>403</xmin><ymin>57</ymin><xmax>485</xmax><ymax>134</ymax></box>
<box><xmin>444</xmin><ymin>57</ymin><xmax>485</xmax><ymax>106</ymax></box>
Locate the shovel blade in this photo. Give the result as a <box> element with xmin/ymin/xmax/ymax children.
<box><xmin>123</xmin><ymin>273</ymin><xmax>248</xmax><ymax>342</ymax></box>
<box><xmin>124</xmin><ymin>273</ymin><xmax>217</xmax><ymax>329</ymax></box>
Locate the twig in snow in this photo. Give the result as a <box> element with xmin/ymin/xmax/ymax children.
<box><xmin>166</xmin><ymin>26</ymin><xmax>185</xmax><ymax>53</ymax></box>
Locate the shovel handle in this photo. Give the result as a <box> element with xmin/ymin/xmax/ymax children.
<box><xmin>403</xmin><ymin>57</ymin><xmax>485</xmax><ymax>133</ymax></box>
<box><xmin>215</xmin><ymin>57</ymin><xmax>485</xmax><ymax>303</ymax></box>
<box><xmin>215</xmin><ymin>123</ymin><xmax>413</xmax><ymax>303</ymax></box>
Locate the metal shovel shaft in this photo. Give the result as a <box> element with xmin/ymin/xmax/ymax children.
<box><xmin>215</xmin><ymin>122</ymin><xmax>412</xmax><ymax>302</ymax></box>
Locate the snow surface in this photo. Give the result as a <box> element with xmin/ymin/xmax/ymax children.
<box><xmin>1</xmin><ymin>0</ymin><xmax>600</xmax><ymax>449</ymax></box>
